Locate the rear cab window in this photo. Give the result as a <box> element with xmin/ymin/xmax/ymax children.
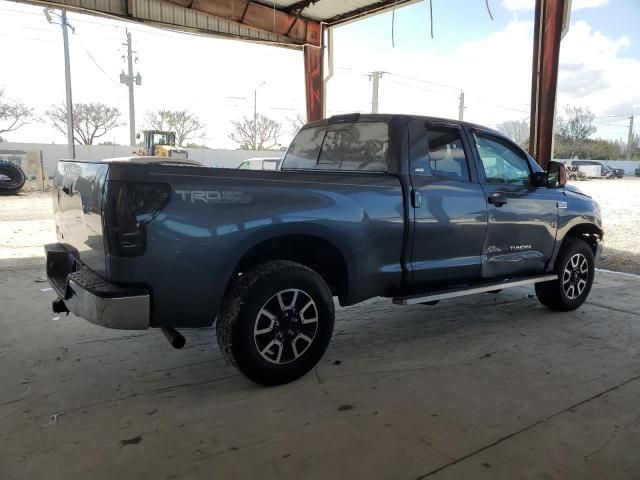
<box><xmin>282</xmin><ymin>122</ymin><xmax>389</xmax><ymax>173</ymax></box>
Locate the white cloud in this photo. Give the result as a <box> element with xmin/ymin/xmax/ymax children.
<box><xmin>572</xmin><ymin>0</ymin><xmax>609</xmax><ymax>10</ymax></box>
<box><xmin>558</xmin><ymin>20</ymin><xmax>640</xmax><ymax>127</ymax></box>
<box><xmin>502</xmin><ymin>0</ymin><xmax>609</xmax><ymax>12</ymax></box>
<box><xmin>329</xmin><ymin>15</ymin><xmax>638</xmax><ymax>140</ymax></box>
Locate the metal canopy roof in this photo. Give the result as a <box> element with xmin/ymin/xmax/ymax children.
<box><xmin>17</xmin><ymin>0</ymin><xmax>418</xmax><ymax>47</ymax></box>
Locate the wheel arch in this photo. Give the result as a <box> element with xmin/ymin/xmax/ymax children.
<box><xmin>548</xmin><ymin>221</ymin><xmax>603</xmax><ymax>272</ymax></box>
<box><xmin>561</xmin><ymin>222</ymin><xmax>603</xmax><ymax>256</ymax></box>
<box><xmin>225</xmin><ymin>233</ymin><xmax>350</xmax><ymax>305</ymax></box>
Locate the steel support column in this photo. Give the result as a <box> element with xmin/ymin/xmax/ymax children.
<box><xmin>304</xmin><ymin>41</ymin><xmax>324</xmax><ymax>122</ymax></box>
<box><xmin>529</xmin><ymin>0</ymin><xmax>566</xmax><ymax>170</ymax></box>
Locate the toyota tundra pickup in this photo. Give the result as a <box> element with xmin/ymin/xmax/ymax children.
<box><xmin>46</xmin><ymin>114</ymin><xmax>603</xmax><ymax>385</ymax></box>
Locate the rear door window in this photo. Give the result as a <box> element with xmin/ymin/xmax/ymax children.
<box><xmin>409</xmin><ymin>122</ymin><xmax>470</xmax><ymax>181</ymax></box>
<box><xmin>282</xmin><ymin>122</ymin><xmax>389</xmax><ymax>173</ymax></box>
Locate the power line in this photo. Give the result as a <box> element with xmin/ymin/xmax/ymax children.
<box><xmin>384</xmin><ymin>78</ymin><xmax>459</xmax><ymax>98</ymax></box>
<box><xmin>75</xmin><ymin>37</ymin><xmax>121</xmax><ymax>87</ymax></box>
<box><xmin>386</xmin><ymin>72</ymin><xmax>461</xmax><ymax>92</ymax></box>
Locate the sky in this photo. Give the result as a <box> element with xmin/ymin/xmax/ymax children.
<box><xmin>0</xmin><ymin>0</ymin><xmax>638</xmax><ymax>148</ymax></box>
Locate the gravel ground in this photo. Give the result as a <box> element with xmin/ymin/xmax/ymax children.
<box><xmin>0</xmin><ymin>191</ymin><xmax>55</xmax><ymax>263</ymax></box>
<box><xmin>568</xmin><ymin>177</ymin><xmax>640</xmax><ymax>275</ymax></box>
<box><xmin>1</xmin><ymin>179</ymin><xmax>639</xmax><ymax>273</ymax></box>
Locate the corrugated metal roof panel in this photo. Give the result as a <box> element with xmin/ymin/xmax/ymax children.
<box><xmin>130</xmin><ymin>0</ymin><xmax>294</xmax><ymax>44</ymax></box>
<box><xmin>304</xmin><ymin>0</ymin><xmax>412</xmax><ymax>22</ymax></box>
<box><xmin>24</xmin><ymin>0</ymin><xmax>417</xmax><ymax>44</ymax></box>
<box><xmin>43</xmin><ymin>0</ymin><xmax>127</xmax><ymax>15</ymax></box>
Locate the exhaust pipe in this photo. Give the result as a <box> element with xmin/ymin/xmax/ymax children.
<box><xmin>52</xmin><ymin>298</ymin><xmax>69</xmax><ymax>314</ymax></box>
<box><xmin>161</xmin><ymin>327</ymin><xmax>185</xmax><ymax>349</ymax></box>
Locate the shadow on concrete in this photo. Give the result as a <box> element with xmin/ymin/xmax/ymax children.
<box><xmin>599</xmin><ymin>246</ymin><xmax>640</xmax><ymax>276</ymax></box>
<box><xmin>0</xmin><ymin>255</ymin><xmax>45</xmax><ymax>271</ymax></box>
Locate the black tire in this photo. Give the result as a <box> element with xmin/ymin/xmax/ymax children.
<box><xmin>217</xmin><ymin>260</ymin><xmax>335</xmax><ymax>386</ymax></box>
<box><xmin>535</xmin><ymin>238</ymin><xmax>595</xmax><ymax>311</ymax></box>
<box><xmin>0</xmin><ymin>160</ymin><xmax>26</xmax><ymax>195</ymax></box>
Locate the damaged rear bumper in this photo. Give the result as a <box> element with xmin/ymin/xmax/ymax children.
<box><xmin>45</xmin><ymin>243</ymin><xmax>150</xmax><ymax>330</ymax></box>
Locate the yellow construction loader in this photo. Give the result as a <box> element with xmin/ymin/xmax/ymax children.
<box><xmin>137</xmin><ymin>130</ymin><xmax>188</xmax><ymax>159</ymax></box>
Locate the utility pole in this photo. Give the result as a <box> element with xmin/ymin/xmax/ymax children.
<box><xmin>44</xmin><ymin>8</ymin><xmax>75</xmax><ymax>159</ymax></box>
<box><xmin>251</xmin><ymin>81</ymin><xmax>265</xmax><ymax>150</ymax></box>
<box><xmin>253</xmin><ymin>89</ymin><xmax>257</xmax><ymax>150</ymax></box>
<box><xmin>627</xmin><ymin>115</ymin><xmax>635</xmax><ymax>161</ymax></box>
<box><xmin>120</xmin><ymin>30</ymin><xmax>141</xmax><ymax>147</ymax></box>
<box><xmin>458</xmin><ymin>90</ymin><xmax>465</xmax><ymax>121</ymax></box>
<box><xmin>370</xmin><ymin>71</ymin><xmax>384</xmax><ymax>114</ymax></box>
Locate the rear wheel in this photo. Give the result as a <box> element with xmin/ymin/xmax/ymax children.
<box><xmin>0</xmin><ymin>161</ymin><xmax>26</xmax><ymax>195</ymax></box>
<box><xmin>217</xmin><ymin>261</ymin><xmax>335</xmax><ymax>386</ymax></box>
<box><xmin>535</xmin><ymin>238</ymin><xmax>595</xmax><ymax>311</ymax></box>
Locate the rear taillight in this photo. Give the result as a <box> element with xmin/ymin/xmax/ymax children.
<box><xmin>104</xmin><ymin>181</ymin><xmax>170</xmax><ymax>257</ymax></box>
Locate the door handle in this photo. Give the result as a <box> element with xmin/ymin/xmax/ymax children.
<box><xmin>411</xmin><ymin>190</ymin><xmax>422</xmax><ymax>208</ymax></box>
<box><xmin>487</xmin><ymin>193</ymin><xmax>507</xmax><ymax>207</ymax></box>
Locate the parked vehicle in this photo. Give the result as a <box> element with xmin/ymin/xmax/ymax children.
<box><xmin>566</xmin><ymin>164</ymin><xmax>587</xmax><ymax>181</ymax></box>
<box><xmin>0</xmin><ymin>160</ymin><xmax>26</xmax><ymax>195</ymax></box>
<box><xmin>571</xmin><ymin>160</ymin><xmax>623</xmax><ymax>178</ymax></box>
<box><xmin>46</xmin><ymin>114</ymin><xmax>603</xmax><ymax>385</ymax></box>
<box><xmin>237</xmin><ymin>157</ymin><xmax>282</xmax><ymax>170</ymax></box>
<box><xmin>136</xmin><ymin>130</ymin><xmax>188</xmax><ymax>159</ymax></box>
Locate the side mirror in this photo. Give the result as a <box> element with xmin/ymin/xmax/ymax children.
<box><xmin>136</xmin><ymin>133</ymin><xmax>140</xmax><ymax>140</ymax></box>
<box><xmin>547</xmin><ymin>161</ymin><xmax>567</xmax><ymax>188</ymax></box>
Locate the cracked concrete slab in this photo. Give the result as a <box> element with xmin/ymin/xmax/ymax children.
<box><xmin>1</xmin><ymin>266</ymin><xmax>639</xmax><ymax>479</ymax></box>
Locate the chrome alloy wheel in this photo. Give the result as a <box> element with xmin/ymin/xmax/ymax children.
<box><xmin>253</xmin><ymin>289</ymin><xmax>319</xmax><ymax>364</ymax></box>
<box><xmin>563</xmin><ymin>253</ymin><xmax>589</xmax><ymax>299</ymax></box>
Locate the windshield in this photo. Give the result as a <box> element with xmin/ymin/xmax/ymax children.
<box><xmin>153</xmin><ymin>133</ymin><xmax>175</xmax><ymax>146</ymax></box>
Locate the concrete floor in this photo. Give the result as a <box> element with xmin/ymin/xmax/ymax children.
<box><xmin>2</xmin><ymin>265</ymin><xmax>640</xmax><ymax>480</ymax></box>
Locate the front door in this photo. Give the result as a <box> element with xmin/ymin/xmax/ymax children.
<box><xmin>471</xmin><ymin>130</ymin><xmax>558</xmax><ymax>278</ymax></box>
<box><xmin>408</xmin><ymin>120</ymin><xmax>488</xmax><ymax>288</ymax></box>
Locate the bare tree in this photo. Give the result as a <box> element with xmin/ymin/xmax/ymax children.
<box><xmin>146</xmin><ymin>110</ymin><xmax>205</xmax><ymax>146</ymax></box>
<box><xmin>46</xmin><ymin>103</ymin><xmax>122</xmax><ymax>145</ymax></box>
<box><xmin>288</xmin><ymin>113</ymin><xmax>306</xmax><ymax>135</ymax></box>
<box><xmin>229</xmin><ymin>115</ymin><xmax>282</xmax><ymax>150</ymax></box>
<box><xmin>0</xmin><ymin>88</ymin><xmax>34</xmax><ymax>135</ymax></box>
<box><xmin>556</xmin><ymin>105</ymin><xmax>596</xmax><ymax>141</ymax></box>
<box><xmin>496</xmin><ymin>119</ymin><xmax>529</xmax><ymax>147</ymax></box>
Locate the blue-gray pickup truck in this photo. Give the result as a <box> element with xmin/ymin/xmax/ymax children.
<box><xmin>46</xmin><ymin>114</ymin><xmax>603</xmax><ymax>385</ymax></box>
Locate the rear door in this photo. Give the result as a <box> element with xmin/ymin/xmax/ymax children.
<box><xmin>407</xmin><ymin>120</ymin><xmax>488</xmax><ymax>288</ymax></box>
<box><xmin>469</xmin><ymin>129</ymin><xmax>558</xmax><ymax>278</ymax></box>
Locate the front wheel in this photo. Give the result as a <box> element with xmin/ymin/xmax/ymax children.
<box><xmin>535</xmin><ymin>238</ymin><xmax>595</xmax><ymax>311</ymax></box>
<box><xmin>216</xmin><ymin>261</ymin><xmax>335</xmax><ymax>386</ymax></box>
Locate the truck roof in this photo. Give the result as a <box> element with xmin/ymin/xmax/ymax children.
<box><xmin>305</xmin><ymin>113</ymin><xmax>502</xmax><ymax>136</ymax></box>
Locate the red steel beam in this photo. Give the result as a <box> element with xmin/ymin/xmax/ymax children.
<box><xmin>304</xmin><ymin>42</ymin><xmax>323</xmax><ymax>122</ymax></box>
<box><xmin>161</xmin><ymin>0</ymin><xmax>322</xmax><ymax>46</ymax></box>
<box><xmin>529</xmin><ymin>0</ymin><xmax>565</xmax><ymax>170</ymax></box>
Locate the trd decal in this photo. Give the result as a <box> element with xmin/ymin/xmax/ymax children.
<box><xmin>175</xmin><ymin>190</ymin><xmax>251</xmax><ymax>204</ymax></box>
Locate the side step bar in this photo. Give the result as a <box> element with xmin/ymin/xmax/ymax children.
<box><xmin>393</xmin><ymin>274</ymin><xmax>558</xmax><ymax>306</ymax></box>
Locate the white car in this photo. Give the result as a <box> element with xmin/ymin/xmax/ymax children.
<box><xmin>237</xmin><ymin>157</ymin><xmax>282</xmax><ymax>171</ymax></box>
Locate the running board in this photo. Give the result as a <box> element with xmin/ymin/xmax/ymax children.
<box><xmin>393</xmin><ymin>274</ymin><xmax>558</xmax><ymax>306</ymax></box>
